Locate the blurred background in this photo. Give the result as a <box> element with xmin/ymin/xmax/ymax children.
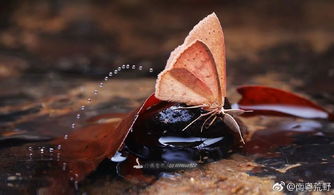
<box><xmin>0</xmin><ymin>0</ymin><xmax>333</xmax><ymax>128</ymax></box>
<box><xmin>0</xmin><ymin>1</ymin><xmax>333</xmax><ymax>193</ymax></box>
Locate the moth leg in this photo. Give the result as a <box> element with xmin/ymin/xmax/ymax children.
<box><xmin>172</xmin><ymin>104</ymin><xmax>208</xmax><ymax>110</ymax></box>
<box><xmin>201</xmin><ymin>112</ymin><xmax>217</xmax><ymax>132</ymax></box>
<box><xmin>182</xmin><ymin>109</ymin><xmax>217</xmax><ymax>131</ymax></box>
<box><xmin>221</xmin><ymin>113</ymin><xmax>245</xmax><ymax>144</ymax></box>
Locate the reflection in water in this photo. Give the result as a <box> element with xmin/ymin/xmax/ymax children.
<box><xmin>158</xmin><ymin>136</ymin><xmax>224</xmax><ymax>148</ymax></box>
<box><xmin>280</xmin><ymin>120</ymin><xmax>322</xmax><ymax>132</ymax></box>
<box><xmin>110</xmin><ymin>151</ymin><xmax>127</xmax><ymax>162</ymax></box>
<box><xmin>240</xmin><ymin>105</ymin><xmax>328</xmax><ymax>119</ymax></box>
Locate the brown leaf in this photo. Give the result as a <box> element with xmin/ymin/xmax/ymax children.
<box><xmin>237</xmin><ymin>86</ymin><xmax>333</xmax><ymax>120</ymax></box>
<box><xmin>51</xmin><ymin>94</ymin><xmax>161</xmax><ymax>181</ymax></box>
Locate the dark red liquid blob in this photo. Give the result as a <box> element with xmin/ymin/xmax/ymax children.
<box><xmin>124</xmin><ymin>99</ymin><xmax>237</xmax><ymax>165</ymax></box>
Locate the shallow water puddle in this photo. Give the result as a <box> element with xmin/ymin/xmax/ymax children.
<box><xmin>0</xmin><ymin>86</ymin><xmax>333</xmax><ymax>194</ymax></box>
<box><xmin>246</xmin><ymin>117</ymin><xmax>334</xmax><ymax>184</ymax></box>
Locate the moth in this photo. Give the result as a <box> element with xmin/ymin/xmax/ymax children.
<box><xmin>155</xmin><ymin>13</ymin><xmax>247</xmax><ymax>144</ymax></box>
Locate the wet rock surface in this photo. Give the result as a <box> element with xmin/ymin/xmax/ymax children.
<box><xmin>0</xmin><ymin>0</ymin><xmax>334</xmax><ymax>194</ymax></box>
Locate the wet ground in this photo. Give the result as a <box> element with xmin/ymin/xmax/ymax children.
<box><xmin>0</xmin><ymin>0</ymin><xmax>334</xmax><ymax>194</ymax></box>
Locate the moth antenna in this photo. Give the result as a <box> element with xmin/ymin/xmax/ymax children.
<box><xmin>182</xmin><ymin>109</ymin><xmax>217</xmax><ymax>131</ymax></box>
<box><xmin>172</xmin><ymin>104</ymin><xmax>207</xmax><ymax>110</ymax></box>
<box><xmin>221</xmin><ymin>113</ymin><xmax>245</xmax><ymax>144</ymax></box>
<box><xmin>201</xmin><ymin>112</ymin><xmax>217</xmax><ymax>132</ymax></box>
<box><xmin>224</xmin><ymin>109</ymin><xmax>252</xmax><ymax>116</ymax></box>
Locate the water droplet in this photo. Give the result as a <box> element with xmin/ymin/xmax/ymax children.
<box><xmin>49</xmin><ymin>148</ymin><xmax>54</xmax><ymax>153</ymax></box>
<box><xmin>28</xmin><ymin>146</ymin><xmax>32</xmax><ymax>151</ymax></box>
<box><xmin>64</xmin><ymin>134</ymin><xmax>68</xmax><ymax>139</ymax></box>
<box><xmin>71</xmin><ymin>123</ymin><xmax>76</xmax><ymax>129</ymax></box>
<box><xmin>109</xmin><ymin>72</ymin><xmax>113</xmax><ymax>76</ymax></box>
<box><xmin>74</xmin><ymin>181</ymin><xmax>79</xmax><ymax>190</ymax></box>
<box><xmin>57</xmin><ymin>145</ymin><xmax>62</xmax><ymax>150</ymax></box>
<box><xmin>87</xmin><ymin>98</ymin><xmax>92</xmax><ymax>103</ymax></box>
<box><xmin>117</xmin><ymin>67</ymin><xmax>121</xmax><ymax>71</ymax></box>
<box><xmin>81</xmin><ymin>106</ymin><xmax>85</xmax><ymax>111</ymax></box>
<box><xmin>93</xmin><ymin>89</ymin><xmax>98</xmax><ymax>95</ymax></box>
<box><xmin>99</xmin><ymin>82</ymin><xmax>104</xmax><ymax>88</ymax></box>
<box><xmin>149</xmin><ymin>68</ymin><xmax>153</xmax><ymax>72</ymax></box>
<box><xmin>62</xmin><ymin>162</ymin><xmax>67</xmax><ymax>171</ymax></box>
<box><xmin>114</xmin><ymin>70</ymin><xmax>118</xmax><ymax>74</ymax></box>
<box><xmin>139</xmin><ymin>66</ymin><xmax>143</xmax><ymax>71</ymax></box>
<box><xmin>7</xmin><ymin>176</ymin><xmax>17</xmax><ymax>181</ymax></box>
<box><xmin>122</xmin><ymin>64</ymin><xmax>126</xmax><ymax>69</ymax></box>
<box><xmin>76</xmin><ymin>114</ymin><xmax>81</xmax><ymax>119</ymax></box>
<box><xmin>132</xmin><ymin>65</ymin><xmax>136</xmax><ymax>69</ymax></box>
<box><xmin>110</xmin><ymin>151</ymin><xmax>127</xmax><ymax>162</ymax></box>
<box><xmin>40</xmin><ymin>148</ymin><xmax>44</xmax><ymax>154</ymax></box>
<box><xmin>104</xmin><ymin>76</ymin><xmax>109</xmax><ymax>81</ymax></box>
<box><xmin>126</xmin><ymin>64</ymin><xmax>130</xmax><ymax>69</ymax></box>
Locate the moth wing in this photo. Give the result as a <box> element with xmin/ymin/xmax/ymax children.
<box><xmin>155</xmin><ymin>40</ymin><xmax>220</xmax><ymax>106</ymax></box>
<box><xmin>165</xmin><ymin>12</ymin><xmax>226</xmax><ymax>105</ymax></box>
